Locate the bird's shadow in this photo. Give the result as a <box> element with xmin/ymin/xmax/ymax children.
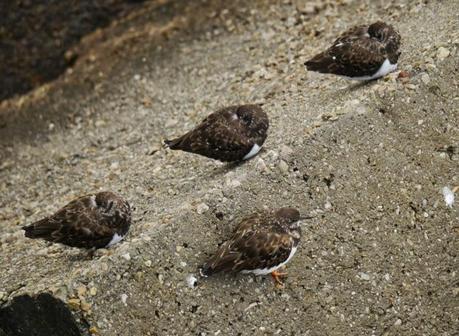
<box><xmin>304</xmin><ymin>77</ymin><xmax>378</xmax><ymax>103</ymax></box>
<box><xmin>332</xmin><ymin>79</ymin><xmax>375</xmax><ymax>96</ymax></box>
<box><xmin>347</xmin><ymin>80</ymin><xmax>373</xmax><ymax>92</ymax></box>
<box><xmin>63</xmin><ymin>246</ymin><xmax>116</xmax><ymax>262</ymax></box>
<box><xmin>206</xmin><ymin>148</ymin><xmax>266</xmax><ymax>179</ymax></box>
<box><xmin>65</xmin><ymin>249</ymin><xmax>98</xmax><ymax>262</ymax></box>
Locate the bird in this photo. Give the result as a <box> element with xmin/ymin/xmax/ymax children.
<box><xmin>304</xmin><ymin>21</ymin><xmax>401</xmax><ymax>80</ymax></box>
<box><xmin>200</xmin><ymin>207</ymin><xmax>308</xmax><ymax>287</ymax></box>
<box><xmin>164</xmin><ymin>104</ymin><xmax>269</xmax><ymax>162</ymax></box>
<box><xmin>22</xmin><ymin>191</ymin><xmax>132</xmax><ymax>249</ymax></box>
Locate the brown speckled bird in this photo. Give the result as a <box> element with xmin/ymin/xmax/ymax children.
<box><xmin>22</xmin><ymin>191</ymin><xmax>132</xmax><ymax>249</ymax></box>
<box><xmin>200</xmin><ymin>208</ymin><xmax>308</xmax><ymax>287</ymax></box>
<box><xmin>305</xmin><ymin>21</ymin><xmax>401</xmax><ymax>80</ymax></box>
<box><xmin>164</xmin><ymin>104</ymin><xmax>269</xmax><ymax>162</ymax></box>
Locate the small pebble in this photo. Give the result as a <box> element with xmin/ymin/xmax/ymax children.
<box><xmin>436</xmin><ymin>47</ymin><xmax>450</xmax><ymax>61</ymax></box>
<box><xmin>226</xmin><ymin>178</ymin><xmax>242</xmax><ymax>188</ymax></box>
<box><xmin>255</xmin><ymin>158</ymin><xmax>269</xmax><ymax>173</ymax></box>
<box><xmin>296</xmin><ymin>2</ymin><xmax>315</xmax><ymax>14</ymax></box>
<box><xmin>442</xmin><ymin>186</ymin><xmax>455</xmax><ymax>207</ymax></box>
<box><xmin>420</xmin><ymin>73</ymin><xmax>430</xmax><ymax>84</ymax></box>
<box><xmin>196</xmin><ymin>203</ymin><xmax>209</xmax><ymax>214</ymax></box>
<box><xmin>397</xmin><ymin>70</ymin><xmax>410</xmax><ymax>79</ymax></box>
<box><xmin>76</xmin><ymin>285</ymin><xmax>87</xmax><ymax>297</ymax></box>
<box><xmin>359</xmin><ymin>272</ymin><xmax>371</xmax><ymax>281</ymax></box>
<box><xmin>158</xmin><ymin>274</ymin><xmax>164</xmax><ymax>284</ymax></box>
<box><xmin>89</xmin><ymin>326</ymin><xmax>99</xmax><ymax>334</ymax></box>
<box><xmin>278</xmin><ymin>160</ymin><xmax>289</xmax><ymax>174</ymax></box>
<box><xmin>89</xmin><ymin>287</ymin><xmax>97</xmax><ymax>296</ymax></box>
<box><xmin>68</xmin><ymin>298</ymin><xmax>81</xmax><ymax>310</ymax></box>
<box><xmin>80</xmin><ymin>300</ymin><xmax>91</xmax><ymax>312</ymax></box>
<box><xmin>165</xmin><ymin>119</ymin><xmax>178</xmax><ymax>128</ymax></box>
<box><xmin>280</xmin><ymin>145</ymin><xmax>293</xmax><ymax>159</ymax></box>
<box><xmin>121</xmin><ymin>294</ymin><xmax>128</xmax><ymax>305</ymax></box>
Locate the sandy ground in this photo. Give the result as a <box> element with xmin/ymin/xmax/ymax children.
<box><xmin>0</xmin><ymin>0</ymin><xmax>458</xmax><ymax>335</ymax></box>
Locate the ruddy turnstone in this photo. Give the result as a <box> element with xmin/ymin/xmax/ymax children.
<box><xmin>305</xmin><ymin>21</ymin><xmax>401</xmax><ymax>80</ymax></box>
<box><xmin>200</xmin><ymin>207</ymin><xmax>308</xmax><ymax>287</ymax></box>
<box><xmin>22</xmin><ymin>191</ymin><xmax>132</xmax><ymax>249</ymax></box>
<box><xmin>164</xmin><ymin>104</ymin><xmax>269</xmax><ymax>162</ymax></box>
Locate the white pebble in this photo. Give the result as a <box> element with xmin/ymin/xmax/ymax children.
<box><xmin>278</xmin><ymin>160</ymin><xmax>289</xmax><ymax>174</ymax></box>
<box><xmin>442</xmin><ymin>186</ymin><xmax>455</xmax><ymax>207</ymax></box>
<box><xmin>121</xmin><ymin>253</ymin><xmax>131</xmax><ymax>261</ymax></box>
<box><xmin>255</xmin><ymin>158</ymin><xmax>269</xmax><ymax>172</ymax></box>
<box><xmin>121</xmin><ymin>293</ymin><xmax>128</xmax><ymax>305</ymax></box>
<box><xmin>436</xmin><ymin>47</ymin><xmax>450</xmax><ymax>61</ymax></box>
<box><xmin>226</xmin><ymin>178</ymin><xmax>242</xmax><ymax>188</ymax></box>
<box><xmin>196</xmin><ymin>203</ymin><xmax>209</xmax><ymax>214</ymax></box>
<box><xmin>420</xmin><ymin>73</ymin><xmax>430</xmax><ymax>84</ymax></box>
<box><xmin>359</xmin><ymin>272</ymin><xmax>371</xmax><ymax>281</ymax></box>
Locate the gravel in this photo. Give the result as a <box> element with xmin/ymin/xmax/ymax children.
<box><xmin>0</xmin><ymin>0</ymin><xmax>458</xmax><ymax>335</ymax></box>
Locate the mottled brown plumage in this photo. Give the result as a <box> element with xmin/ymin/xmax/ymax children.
<box><xmin>22</xmin><ymin>191</ymin><xmax>132</xmax><ymax>249</ymax></box>
<box><xmin>305</xmin><ymin>21</ymin><xmax>401</xmax><ymax>80</ymax></box>
<box><xmin>164</xmin><ymin>104</ymin><xmax>269</xmax><ymax>162</ymax></box>
<box><xmin>201</xmin><ymin>208</ymin><xmax>303</xmax><ymax>285</ymax></box>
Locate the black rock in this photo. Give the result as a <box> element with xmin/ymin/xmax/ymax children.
<box><xmin>0</xmin><ymin>293</ymin><xmax>82</xmax><ymax>336</ymax></box>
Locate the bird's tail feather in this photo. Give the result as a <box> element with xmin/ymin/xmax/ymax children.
<box><xmin>163</xmin><ymin>137</ymin><xmax>181</xmax><ymax>149</ymax></box>
<box><xmin>22</xmin><ymin>219</ymin><xmax>54</xmax><ymax>239</ymax></box>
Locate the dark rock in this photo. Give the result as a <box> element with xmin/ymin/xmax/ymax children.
<box><xmin>0</xmin><ymin>293</ymin><xmax>82</xmax><ymax>336</ymax></box>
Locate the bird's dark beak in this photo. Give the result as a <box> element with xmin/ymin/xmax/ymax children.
<box><xmin>299</xmin><ymin>215</ymin><xmax>315</xmax><ymax>220</ymax></box>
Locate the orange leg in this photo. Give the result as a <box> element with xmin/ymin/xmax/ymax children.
<box><xmin>271</xmin><ymin>269</ymin><xmax>288</xmax><ymax>288</ymax></box>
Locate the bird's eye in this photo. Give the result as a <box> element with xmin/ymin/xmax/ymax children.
<box><xmin>106</xmin><ymin>201</ymin><xmax>114</xmax><ymax>212</ymax></box>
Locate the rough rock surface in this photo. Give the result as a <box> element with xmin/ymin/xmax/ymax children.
<box><xmin>0</xmin><ymin>0</ymin><xmax>458</xmax><ymax>335</ymax></box>
<box><xmin>0</xmin><ymin>293</ymin><xmax>83</xmax><ymax>336</ymax></box>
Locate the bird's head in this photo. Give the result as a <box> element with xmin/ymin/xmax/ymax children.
<box><xmin>275</xmin><ymin>207</ymin><xmax>314</xmax><ymax>230</ymax></box>
<box><xmin>235</xmin><ymin>104</ymin><xmax>269</xmax><ymax>137</ymax></box>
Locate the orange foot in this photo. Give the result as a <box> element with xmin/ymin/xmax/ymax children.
<box><xmin>271</xmin><ymin>269</ymin><xmax>288</xmax><ymax>288</ymax></box>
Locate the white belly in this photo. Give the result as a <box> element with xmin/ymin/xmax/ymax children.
<box><xmin>106</xmin><ymin>233</ymin><xmax>125</xmax><ymax>247</ymax></box>
<box><xmin>350</xmin><ymin>59</ymin><xmax>397</xmax><ymax>81</ymax></box>
<box><xmin>241</xmin><ymin>246</ymin><xmax>298</xmax><ymax>275</ymax></box>
<box><xmin>243</xmin><ymin>144</ymin><xmax>261</xmax><ymax>160</ymax></box>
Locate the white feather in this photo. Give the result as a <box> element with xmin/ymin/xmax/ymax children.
<box><xmin>241</xmin><ymin>246</ymin><xmax>298</xmax><ymax>275</ymax></box>
<box><xmin>89</xmin><ymin>195</ymin><xmax>97</xmax><ymax>208</ymax></box>
<box><xmin>349</xmin><ymin>59</ymin><xmax>397</xmax><ymax>81</ymax></box>
<box><xmin>106</xmin><ymin>233</ymin><xmax>125</xmax><ymax>247</ymax></box>
<box><xmin>185</xmin><ymin>274</ymin><xmax>198</xmax><ymax>288</ymax></box>
<box><xmin>243</xmin><ymin>144</ymin><xmax>261</xmax><ymax>160</ymax></box>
